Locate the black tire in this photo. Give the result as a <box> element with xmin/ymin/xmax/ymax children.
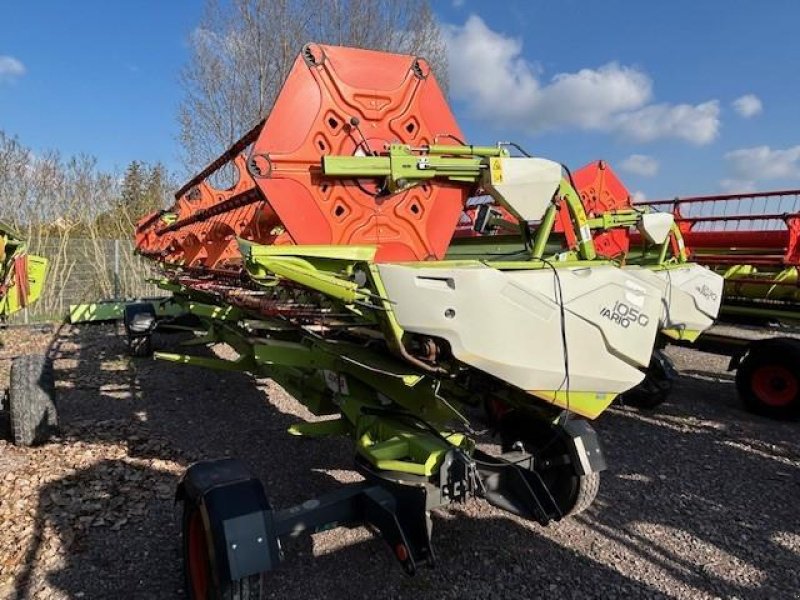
<box><xmin>566</xmin><ymin>471</ymin><xmax>600</xmax><ymax>517</ymax></box>
<box><xmin>620</xmin><ymin>350</ymin><xmax>675</xmax><ymax>410</ymax></box>
<box><xmin>128</xmin><ymin>334</ymin><xmax>152</xmax><ymax>358</ymax></box>
<box><xmin>182</xmin><ymin>500</ymin><xmax>266</xmax><ymax>600</ymax></box>
<box><xmin>9</xmin><ymin>354</ymin><xmax>57</xmax><ymax>446</ymax></box>
<box><xmin>736</xmin><ymin>339</ymin><xmax>800</xmax><ymax>420</ymax></box>
<box><xmin>500</xmin><ymin>417</ymin><xmax>599</xmax><ymax>517</ymax></box>
<box><xmin>621</xmin><ymin>378</ymin><xmax>671</xmax><ymax>409</ymax></box>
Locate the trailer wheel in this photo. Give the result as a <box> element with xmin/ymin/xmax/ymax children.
<box><xmin>182</xmin><ymin>499</ymin><xmax>266</xmax><ymax>600</ymax></box>
<box><xmin>123</xmin><ymin>303</ymin><xmax>156</xmax><ymax>358</ymax></box>
<box><xmin>128</xmin><ymin>334</ymin><xmax>153</xmax><ymax>358</ymax></box>
<box><xmin>8</xmin><ymin>354</ymin><xmax>57</xmax><ymax>446</ymax></box>
<box><xmin>620</xmin><ymin>349</ymin><xmax>676</xmax><ymax>410</ymax></box>
<box><xmin>736</xmin><ymin>340</ymin><xmax>800</xmax><ymax>419</ymax></box>
<box><xmin>500</xmin><ymin>418</ymin><xmax>599</xmax><ymax>517</ymax></box>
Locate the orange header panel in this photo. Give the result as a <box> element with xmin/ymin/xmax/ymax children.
<box><xmin>249</xmin><ymin>44</ymin><xmax>467</xmax><ymax>261</ymax></box>
<box><xmin>567</xmin><ymin>161</ymin><xmax>633</xmax><ymax>259</ymax></box>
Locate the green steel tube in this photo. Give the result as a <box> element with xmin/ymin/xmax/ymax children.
<box><xmin>532</xmin><ymin>204</ymin><xmax>557</xmax><ymax>259</ymax></box>
<box><xmin>322</xmin><ymin>156</ymin><xmax>390</xmax><ymax>177</ymax></box>
<box><xmin>426</xmin><ymin>144</ymin><xmax>503</xmax><ymax>157</ymax></box>
<box><xmin>657</xmin><ymin>237</ymin><xmax>670</xmax><ymax>264</ymax></box>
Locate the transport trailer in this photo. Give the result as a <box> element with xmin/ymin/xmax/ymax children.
<box><xmin>672</xmin><ymin>323</ymin><xmax>800</xmax><ymax>420</ymax></box>
<box><xmin>638</xmin><ymin>189</ymin><xmax>800</xmax><ymax>419</ymax></box>
<box><xmin>131</xmin><ymin>44</ymin><xmax>720</xmax><ymax>598</ymax></box>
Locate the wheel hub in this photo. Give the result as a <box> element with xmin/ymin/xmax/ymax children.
<box><xmin>752</xmin><ymin>365</ymin><xmax>798</xmax><ymax>407</ymax></box>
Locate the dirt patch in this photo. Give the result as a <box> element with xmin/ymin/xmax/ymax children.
<box><xmin>1</xmin><ymin>324</ymin><xmax>798</xmax><ymax>599</ymax></box>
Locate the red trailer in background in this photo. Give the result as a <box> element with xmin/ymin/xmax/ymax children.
<box><xmin>637</xmin><ymin>189</ymin><xmax>800</xmax><ymax>419</ymax></box>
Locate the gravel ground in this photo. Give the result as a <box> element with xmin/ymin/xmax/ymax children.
<box><xmin>0</xmin><ymin>323</ymin><xmax>798</xmax><ymax>599</ymax></box>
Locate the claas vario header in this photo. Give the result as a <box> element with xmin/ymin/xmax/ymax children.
<box><xmin>639</xmin><ymin>189</ymin><xmax>800</xmax><ymax>320</ymax></box>
<box><xmin>635</xmin><ymin>189</ymin><xmax>800</xmax><ymax>420</ymax></box>
<box><xmin>132</xmin><ymin>44</ymin><xmax>722</xmax><ymax>597</ymax></box>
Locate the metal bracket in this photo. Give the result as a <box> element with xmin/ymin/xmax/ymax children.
<box><xmin>474</xmin><ymin>448</ymin><xmax>561</xmax><ymax>525</ymax></box>
<box><xmin>560</xmin><ymin>419</ymin><xmax>607</xmax><ymax>476</ymax></box>
<box><xmin>178</xmin><ymin>456</ymin><xmax>439</xmax><ymax>579</ymax></box>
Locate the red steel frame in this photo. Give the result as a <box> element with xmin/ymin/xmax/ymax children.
<box><xmin>136</xmin><ymin>44</ymin><xmax>466</xmax><ymax>269</ymax></box>
<box><xmin>638</xmin><ymin>189</ymin><xmax>800</xmax><ymax>268</ymax></box>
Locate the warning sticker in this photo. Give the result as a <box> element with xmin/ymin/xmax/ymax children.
<box><xmin>323</xmin><ymin>371</ymin><xmax>349</xmax><ymax>395</ymax></box>
<box><xmin>490</xmin><ymin>158</ymin><xmax>503</xmax><ymax>183</ymax></box>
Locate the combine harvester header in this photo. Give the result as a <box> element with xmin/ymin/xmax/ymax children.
<box><xmin>132</xmin><ymin>44</ymin><xmax>721</xmax><ymax>597</ymax></box>
<box><xmin>640</xmin><ymin>188</ymin><xmax>800</xmax><ymax>321</ymax></box>
<box><xmin>638</xmin><ymin>189</ymin><xmax>800</xmax><ymax>419</ymax></box>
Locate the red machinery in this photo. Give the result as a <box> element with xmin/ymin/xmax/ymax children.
<box><xmin>638</xmin><ymin>189</ymin><xmax>800</xmax><ymax>269</ymax></box>
<box><xmin>637</xmin><ymin>188</ymin><xmax>800</xmax><ymax>312</ymax></box>
<box><xmin>638</xmin><ymin>188</ymin><xmax>800</xmax><ymax>419</ymax></box>
<box><xmin>562</xmin><ymin>161</ymin><xmax>640</xmax><ymax>259</ymax></box>
<box><xmin>136</xmin><ymin>44</ymin><xmax>466</xmax><ymax>267</ymax></box>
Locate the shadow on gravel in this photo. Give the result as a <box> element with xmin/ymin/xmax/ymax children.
<box><xmin>10</xmin><ymin>324</ymin><xmax>800</xmax><ymax>599</ymax></box>
<box><xmin>12</xmin><ymin>323</ymin><xmax>355</xmax><ymax>598</ymax></box>
<box><xmin>590</xmin><ymin>372</ymin><xmax>800</xmax><ymax>599</ymax></box>
<box><xmin>11</xmin><ymin>458</ymin><xmax>181</xmax><ymax>599</ymax></box>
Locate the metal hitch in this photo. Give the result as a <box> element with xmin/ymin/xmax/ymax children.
<box><xmin>177</xmin><ymin>457</ymin><xmax>438</xmax><ymax>582</ymax></box>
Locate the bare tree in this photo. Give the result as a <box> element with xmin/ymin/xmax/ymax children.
<box><xmin>178</xmin><ymin>0</ymin><xmax>448</xmax><ymax>172</ymax></box>
<box><xmin>0</xmin><ymin>131</ymin><xmax>170</xmax><ymax>319</ymax></box>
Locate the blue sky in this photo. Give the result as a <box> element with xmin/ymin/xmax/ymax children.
<box><xmin>1</xmin><ymin>0</ymin><xmax>798</xmax><ymax>199</ymax></box>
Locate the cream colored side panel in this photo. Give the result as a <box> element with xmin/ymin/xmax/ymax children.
<box><xmin>483</xmin><ymin>157</ymin><xmax>562</xmax><ymax>222</ymax></box>
<box><xmin>652</xmin><ymin>264</ymin><xmax>724</xmax><ymax>334</ymax></box>
<box><xmin>377</xmin><ymin>264</ymin><xmax>665</xmax><ymax>395</ymax></box>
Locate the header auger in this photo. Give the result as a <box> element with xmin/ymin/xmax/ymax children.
<box><xmin>133</xmin><ymin>44</ymin><xmax>721</xmax><ymax>597</ymax></box>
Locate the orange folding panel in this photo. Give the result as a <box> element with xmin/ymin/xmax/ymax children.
<box><xmin>248</xmin><ymin>44</ymin><xmax>467</xmax><ymax>262</ymax></box>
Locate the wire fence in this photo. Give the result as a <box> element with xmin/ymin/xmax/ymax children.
<box><xmin>11</xmin><ymin>238</ymin><xmax>161</xmax><ymax>324</ymax></box>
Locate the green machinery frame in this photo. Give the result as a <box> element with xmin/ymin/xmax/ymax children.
<box><xmin>147</xmin><ymin>143</ymin><xmax>693</xmax><ymax>476</ymax></box>
<box><xmin>129</xmin><ymin>141</ymin><xmax>717</xmax><ymax>579</ymax></box>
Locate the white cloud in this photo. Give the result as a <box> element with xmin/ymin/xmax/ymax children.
<box><xmin>732</xmin><ymin>94</ymin><xmax>762</xmax><ymax>118</ymax></box>
<box><xmin>452</xmin><ymin>0</ymin><xmax>465</xmax><ymax>7</ymax></box>
<box><xmin>725</xmin><ymin>145</ymin><xmax>800</xmax><ymax>181</ymax></box>
<box><xmin>444</xmin><ymin>16</ymin><xmax>720</xmax><ymax>145</ymax></box>
<box><xmin>632</xmin><ymin>190</ymin><xmax>647</xmax><ymax>203</ymax></box>
<box><xmin>614</xmin><ymin>101</ymin><xmax>720</xmax><ymax>145</ymax></box>
<box><xmin>0</xmin><ymin>55</ymin><xmax>25</xmax><ymax>83</ymax></box>
<box><xmin>620</xmin><ymin>154</ymin><xmax>659</xmax><ymax>177</ymax></box>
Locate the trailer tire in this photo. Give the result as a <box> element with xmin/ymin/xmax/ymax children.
<box><xmin>736</xmin><ymin>340</ymin><xmax>800</xmax><ymax>420</ymax></box>
<box><xmin>124</xmin><ymin>302</ymin><xmax>156</xmax><ymax>358</ymax></box>
<box><xmin>128</xmin><ymin>334</ymin><xmax>153</xmax><ymax>358</ymax></box>
<box><xmin>565</xmin><ymin>471</ymin><xmax>600</xmax><ymax>517</ymax></box>
<box><xmin>620</xmin><ymin>350</ymin><xmax>675</xmax><ymax>410</ymax></box>
<box><xmin>182</xmin><ymin>499</ymin><xmax>266</xmax><ymax>600</ymax></box>
<box><xmin>500</xmin><ymin>418</ymin><xmax>600</xmax><ymax>517</ymax></box>
<box><xmin>9</xmin><ymin>354</ymin><xmax>57</xmax><ymax>446</ymax></box>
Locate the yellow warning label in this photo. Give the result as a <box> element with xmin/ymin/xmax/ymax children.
<box><xmin>490</xmin><ymin>158</ymin><xmax>503</xmax><ymax>183</ymax></box>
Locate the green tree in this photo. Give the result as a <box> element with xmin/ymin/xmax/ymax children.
<box><xmin>95</xmin><ymin>160</ymin><xmax>171</xmax><ymax>236</ymax></box>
